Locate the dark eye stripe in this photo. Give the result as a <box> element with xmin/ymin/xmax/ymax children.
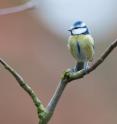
<box><xmin>73</xmin><ymin>26</ymin><xmax>87</xmax><ymax>29</ymax></box>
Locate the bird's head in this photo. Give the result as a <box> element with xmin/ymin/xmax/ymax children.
<box><xmin>68</xmin><ymin>21</ymin><xmax>90</xmax><ymax>35</ymax></box>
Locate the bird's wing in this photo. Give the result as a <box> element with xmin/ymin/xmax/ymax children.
<box><xmin>79</xmin><ymin>35</ymin><xmax>95</xmax><ymax>61</ymax></box>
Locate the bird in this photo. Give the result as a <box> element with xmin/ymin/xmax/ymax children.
<box><xmin>67</xmin><ymin>20</ymin><xmax>95</xmax><ymax>72</ymax></box>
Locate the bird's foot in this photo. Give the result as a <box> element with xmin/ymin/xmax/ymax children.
<box><xmin>84</xmin><ymin>65</ymin><xmax>89</xmax><ymax>74</ymax></box>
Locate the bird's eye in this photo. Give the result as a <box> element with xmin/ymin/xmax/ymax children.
<box><xmin>74</xmin><ymin>27</ymin><xmax>78</xmax><ymax>29</ymax></box>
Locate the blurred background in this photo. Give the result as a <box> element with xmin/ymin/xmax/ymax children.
<box><xmin>0</xmin><ymin>0</ymin><xmax>117</xmax><ymax>124</ymax></box>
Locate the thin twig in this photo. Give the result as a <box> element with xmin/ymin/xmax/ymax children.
<box><xmin>0</xmin><ymin>58</ymin><xmax>46</xmax><ymax>122</ymax></box>
<box><xmin>88</xmin><ymin>39</ymin><xmax>117</xmax><ymax>73</ymax></box>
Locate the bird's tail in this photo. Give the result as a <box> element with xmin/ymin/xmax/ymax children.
<box><xmin>75</xmin><ymin>61</ymin><xmax>88</xmax><ymax>72</ymax></box>
<box><xmin>75</xmin><ymin>62</ymin><xmax>84</xmax><ymax>71</ymax></box>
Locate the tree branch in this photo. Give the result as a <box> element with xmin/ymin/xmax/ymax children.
<box><xmin>0</xmin><ymin>0</ymin><xmax>36</xmax><ymax>15</ymax></box>
<box><xmin>45</xmin><ymin>39</ymin><xmax>117</xmax><ymax>123</ymax></box>
<box><xmin>0</xmin><ymin>39</ymin><xmax>117</xmax><ymax>124</ymax></box>
<box><xmin>47</xmin><ymin>80</ymin><xmax>67</xmax><ymax>114</ymax></box>
<box><xmin>0</xmin><ymin>58</ymin><xmax>47</xmax><ymax>123</ymax></box>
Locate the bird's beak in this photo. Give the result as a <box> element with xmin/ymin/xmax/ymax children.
<box><xmin>68</xmin><ymin>29</ymin><xmax>72</xmax><ymax>32</ymax></box>
<box><xmin>68</xmin><ymin>29</ymin><xmax>73</xmax><ymax>35</ymax></box>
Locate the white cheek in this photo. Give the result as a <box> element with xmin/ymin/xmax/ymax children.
<box><xmin>72</xmin><ymin>28</ymin><xmax>87</xmax><ymax>35</ymax></box>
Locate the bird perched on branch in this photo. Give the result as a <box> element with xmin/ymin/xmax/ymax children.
<box><xmin>68</xmin><ymin>21</ymin><xmax>95</xmax><ymax>72</ymax></box>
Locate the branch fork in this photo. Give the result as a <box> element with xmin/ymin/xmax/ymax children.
<box><xmin>0</xmin><ymin>39</ymin><xmax>117</xmax><ymax>124</ymax></box>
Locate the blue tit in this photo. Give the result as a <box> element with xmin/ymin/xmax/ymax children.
<box><xmin>68</xmin><ymin>21</ymin><xmax>94</xmax><ymax>72</ymax></box>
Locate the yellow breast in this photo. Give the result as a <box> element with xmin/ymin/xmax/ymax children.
<box><xmin>68</xmin><ymin>35</ymin><xmax>94</xmax><ymax>62</ymax></box>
